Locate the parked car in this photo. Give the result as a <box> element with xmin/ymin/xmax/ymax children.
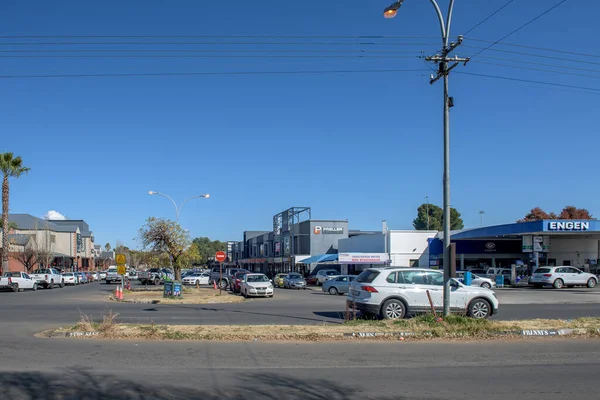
<box><xmin>230</xmin><ymin>271</ymin><xmax>250</xmax><ymax>293</ymax></box>
<box><xmin>0</xmin><ymin>272</ymin><xmax>39</xmax><ymax>292</ymax></box>
<box><xmin>105</xmin><ymin>266</ymin><xmax>123</xmax><ymax>284</ymax></box>
<box><xmin>306</xmin><ymin>275</ymin><xmax>318</xmax><ymax>285</ymax></box>
<box><xmin>62</xmin><ymin>272</ymin><xmax>79</xmax><ymax>286</ymax></box>
<box><xmin>209</xmin><ymin>267</ymin><xmax>248</xmax><ymax>290</ymax></box>
<box><xmin>530</xmin><ymin>266</ymin><xmax>598</xmax><ymax>289</ymax></box>
<box><xmin>77</xmin><ymin>272</ymin><xmax>89</xmax><ymax>284</ymax></box>
<box><xmin>127</xmin><ymin>270</ymin><xmax>138</xmax><ymax>281</ymax></box>
<box><xmin>283</xmin><ymin>273</ymin><xmax>307</xmax><ymax>289</ymax></box>
<box><xmin>467</xmin><ymin>269</ymin><xmax>488</xmax><ymax>275</ymax></box>
<box><xmin>138</xmin><ymin>268</ymin><xmax>173</xmax><ymax>285</ymax></box>
<box><xmin>322</xmin><ymin>275</ymin><xmax>356</xmax><ymax>295</ymax></box>
<box><xmin>240</xmin><ymin>273</ymin><xmax>274</xmax><ymax>298</ymax></box>
<box><xmin>273</xmin><ymin>273</ymin><xmax>288</xmax><ymax>288</ymax></box>
<box><xmin>98</xmin><ymin>271</ymin><xmax>107</xmax><ymax>280</ymax></box>
<box><xmin>30</xmin><ymin>268</ymin><xmax>64</xmax><ymax>289</ymax></box>
<box><xmin>85</xmin><ymin>272</ymin><xmax>94</xmax><ymax>282</ymax></box>
<box><xmin>316</xmin><ymin>269</ymin><xmax>340</xmax><ymax>285</ymax></box>
<box><xmin>456</xmin><ymin>271</ymin><xmax>496</xmax><ymax>289</ymax></box>
<box><xmin>182</xmin><ymin>272</ymin><xmax>210</xmax><ymax>286</ymax></box>
<box><xmin>346</xmin><ymin>268</ymin><xmax>499</xmax><ymax>320</ymax></box>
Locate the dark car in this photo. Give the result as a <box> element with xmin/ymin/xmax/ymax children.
<box><xmin>306</xmin><ymin>275</ymin><xmax>318</xmax><ymax>285</ymax></box>
<box><xmin>231</xmin><ymin>271</ymin><xmax>250</xmax><ymax>293</ymax></box>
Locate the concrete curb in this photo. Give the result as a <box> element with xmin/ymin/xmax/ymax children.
<box><xmin>108</xmin><ymin>296</ymin><xmax>160</xmax><ymax>304</ymax></box>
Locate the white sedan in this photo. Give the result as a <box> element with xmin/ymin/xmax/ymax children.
<box><xmin>456</xmin><ymin>271</ymin><xmax>496</xmax><ymax>289</ymax></box>
<box><xmin>62</xmin><ymin>272</ymin><xmax>79</xmax><ymax>285</ymax></box>
<box><xmin>182</xmin><ymin>272</ymin><xmax>210</xmax><ymax>286</ymax></box>
<box><xmin>530</xmin><ymin>266</ymin><xmax>598</xmax><ymax>289</ymax></box>
<box><xmin>240</xmin><ymin>273</ymin><xmax>274</xmax><ymax>298</ymax></box>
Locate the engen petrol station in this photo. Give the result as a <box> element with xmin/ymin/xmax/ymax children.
<box><xmin>428</xmin><ymin>220</ymin><xmax>600</xmax><ymax>276</ymax></box>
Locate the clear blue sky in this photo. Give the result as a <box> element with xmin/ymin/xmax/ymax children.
<box><xmin>1</xmin><ymin>0</ymin><xmax>598</xmax><ymax>248</ymax></box>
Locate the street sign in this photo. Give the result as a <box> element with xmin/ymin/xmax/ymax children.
<box><xmin>215</xmin><ymin>251</ymin><xmax>227</xmax><ymax>263</ymax></box>
<box><xmin>116</xmin><ymin>254</ymin><xmax>127</xmax><ymax>266</ymax></box>
<box><xmin>117</xmin><ymin>265</ymin><xmax>127</xmax><ymax>275</ymax></box>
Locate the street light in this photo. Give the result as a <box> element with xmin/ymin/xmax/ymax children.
<box><xmin>383</xmin><ymin>0</ymin><xmax>404</xmax><ymax>19</ymax></box>
<box><xmin>479</xmin><ymin>210</ymin><xmax>485</xmax><ymax>227</ymax></box>
<box><xmin>148</xmin><ymin>191</ymin><xmax>210</xmax><ymax>223</ymax></box>
<box><xmin>383</xmin><ymin>0</ymin><xmax>468</xmax><ymax>317</ymax></box>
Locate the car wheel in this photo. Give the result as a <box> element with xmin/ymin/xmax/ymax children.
<box><xmin>12</xmin><ymin>283</ymin><xmax>19</xmax><ymax>292</ymax></box>
<box><xmin>468</xmin><ymin>298</ymin><xmax>492</xmax><ymax>319</ymax></box>
<box><xmin>154</xmin><ymin>278</ymin><xmax>160</xmax><ymax>286</ymax></box>
<box><xmin>381</xmin><ymin>299</ymin><xmax>406</xmax><ymax>320</ymax></box>
<box><xmin>242</xmin><ymin>290</ymin><xmax>247</xmax><ymax>298</ymax></box>
<box><xmin>481</xmin><ymin>282</ymin><xmax>491</xmax><ymax>289</ymax></box>
<box><xmin>32</xmin><ymin>283</ymin><xmax>38</xmax><ymax>291</ymax></box>
<box><xmin>553</xmin><ymin>278</ymin><xmax>564</xmax><ymax>289</ymax></box>
<box><xmin>60</xmin><ymin>280</ymin><xmax>65</xmax><ymax>288</ymax></box>
<box><xmin>328</xmin><ymin>287</ymin><xmax>338</xmax><ymax>295</ymax></box>
<box><xmin>587</xmin><ymin>278</ymin><xmax>597</xmax><ymax>288</ymax></box>
<box><xmin>48</xmin><ymin>280</ymin><xmax>54</xmax><ymax>289</ymax></box>
<box><xmin>218</xmin><ymin>280</ymin><xmax>228</xmax><ymax>290</ymax></box>
<box><xmin>195</xmin><ymin>280</ymin><xmax>200</xmax><ymax>286</ymax></box>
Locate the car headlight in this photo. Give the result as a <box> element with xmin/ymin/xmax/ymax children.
<box><xmin>268</xmin><ymin>285</ymin><xmax>273</xmax><ymax>289</ymax></box>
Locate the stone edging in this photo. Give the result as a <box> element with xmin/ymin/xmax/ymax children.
<box><xmin>108</xmin><ymin>295</ymin><xmax>160</xmax><ymax>304</ymax></box>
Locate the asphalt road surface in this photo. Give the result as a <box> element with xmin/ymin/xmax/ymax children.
<box><xmin>0</xmin><ymin>282</ymin><xmax>599</xmax><ymax>399</ymax></box>
<box><xmin>2</xmin><ymin>283</ymin><xmax>600</xmax><ymax>334</ymax></box>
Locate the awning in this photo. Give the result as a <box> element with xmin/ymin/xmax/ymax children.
<box><xmin>298</xmin><ymin>254</ymin><xmax>338</xmax><ymax>264</ymax></box>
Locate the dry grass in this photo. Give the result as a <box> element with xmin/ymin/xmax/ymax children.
<box><xmin>75</xmin><ymin>310</ymin><xmax>119</xmax><ymax>333</ymax></box>
<box><xmin>59</xmin><ymin>314</ymin><xmax>600</xmax><ymax>342</ymax></box>
<box><xmin>119</xmin><ymin>287</ymin><xmax>245</xmax><ymax>304</ymax></box>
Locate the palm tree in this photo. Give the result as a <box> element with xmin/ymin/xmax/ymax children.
<box><xmin>1</xmin><ymin>153</ymin><xmax>30</xmax><ymax>273</ymax></box>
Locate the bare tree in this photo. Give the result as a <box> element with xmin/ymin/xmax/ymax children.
<box><xmin>13</xmin><ymin>235</ymin><xmax>38</xmax><ymax>273</ymax></box>
<box><xmin>37</xmin><ymin>221</ymin><xmax>55</xmax><ymax>270</ymax></box>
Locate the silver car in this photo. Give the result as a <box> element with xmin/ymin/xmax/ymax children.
<box><xmin>283</xmin><ymin>273</ymin><xmax>307</xmax><ymax>289</ymax></box>
<box><xmin>530</xmin><ymin>266</ymin><xmax>598</xmax><ymax>289</ymax></box>
<box><xmin>456</xmin><ymin>271</ymin><xmax>496</xmax><ymax>289</ymax></box>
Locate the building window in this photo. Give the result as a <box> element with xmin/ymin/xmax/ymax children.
<box><xmin>563</xmin><ymin>260</ymin><xmax>571</xmax><ymax>266</ymax></box>
<box><xmin>409</xmin><ymin>259</ymin><xmax>419</xmax><ymax>267</ymax></box>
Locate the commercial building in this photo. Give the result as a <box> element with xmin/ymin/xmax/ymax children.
<box><xmin>1</xmin><ymin>214</ymin><xmax>96</xmax><ymax>272</ymax></box>
<box><xmin>428</xmin><ymin>219</ymin><xmax>600</xmax><ymax>274</ymax></box>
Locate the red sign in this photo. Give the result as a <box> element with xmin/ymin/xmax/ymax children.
<box><xmin>215</xmin><ymin>251</ymin><xmax>227</xmax><ymax>262</ymax></box>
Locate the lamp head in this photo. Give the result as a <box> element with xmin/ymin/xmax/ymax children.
<box><xmin>201</xmin><ymin>194</ymin><xmax>210</xmax><ymax>199</ymax></box>
<box><xmin>384</xmin><ymin>0</ymin><xmax>404</xmax><ymax>19</ymax></box>
<box><xmin>148</xmin><ymin>191</ymin><xmax>157</xmax><ymax>195</ymax></box>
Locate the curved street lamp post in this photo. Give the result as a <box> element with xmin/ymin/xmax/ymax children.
<box><xmin>148</xmin><ymin>191</ymin><xmax>210</xmax><ymax>223</ymax></box>
<box><xmin>383</xmin><ymin>0</ymin><xmax>469</xmax><ymax>316</ymax></box>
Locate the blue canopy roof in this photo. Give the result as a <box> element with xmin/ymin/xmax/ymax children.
<box><xmin>299</xmin><ymin>254</ymin><xmax>338</xmax><ymax>264</ymax></box>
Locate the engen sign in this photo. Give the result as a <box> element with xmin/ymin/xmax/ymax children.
<box><xmin>547</xmin><ymin>221</ymin><xmax>590</xmax><ymax>231</ymax></box>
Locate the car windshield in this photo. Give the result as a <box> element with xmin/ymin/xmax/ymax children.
<box><xmin>356</xmin><ymin>270</ymin><xmax>380</xmax><ymax>283</ymax></box>
<box><xmin>288</xmin><ymin>274</ymin><xmax>302</xmax><ymax>279</ymax></box>
<box><xmin>63</xmin><ymin>273</ymin><xmax>74</xmax><ymax>276</ymax></box>
<box><xmin>536</xmin><ymin>268</ymin><xmax>552</xmax><ymax>274</ymax></box>
<box><xmin>247</xmin><ymin>275</ymin><xmax>269</xmax><ymax>283</ymax></box>
<box><xmin>33</xmin><ymin>269</ymin><xmax>52</xmax><ymax>274</ymax></box>
<box><xmin>4</xmin><ymin>272</ymin><xmax>20</xmax><ymax>277</ymax></box>
<box><xmin>325</xmin><ymin>271</ymin><xmax>338</xmax><ymax>275</ymax></box>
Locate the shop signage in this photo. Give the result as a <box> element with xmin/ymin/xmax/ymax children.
<box><xmin>547</xmin><ymin>221</ymin><xmax>590</xmax><ymax>231</ymax></box>
<box><xmin>314</xmin><ymin>226</ymin><xmax>344</xmax><ymax>235</ymax></box>
<box><xmin>339</xmin><ymin>253</ymin><xmax>388</xmax><ymax>264</ymax></box>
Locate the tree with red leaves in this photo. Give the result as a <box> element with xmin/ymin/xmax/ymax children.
<box><xmin>518</xmin><ymin>206</ymin><xmax>593</xmax><ymax>222</ymax></box>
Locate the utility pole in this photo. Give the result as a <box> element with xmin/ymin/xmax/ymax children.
<box><xmin>479</xmin><ymin>210</ymin><xmax>485</xmax><ymax>227</ymax></box>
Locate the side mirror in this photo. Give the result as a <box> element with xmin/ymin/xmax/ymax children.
<box><xmin>450</xmin><ymin>279</ymin><xmax>460</xmax><ymax>288</ymax></box>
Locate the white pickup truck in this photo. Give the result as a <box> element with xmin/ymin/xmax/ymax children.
<box><xmin>30</xmin><ymin>268</ymin><xmax>64</xmax><ymax>289</ymax></box>
<box><xmin>0</xmin><ymin>271</ymin><xmax>39</xmax><ymax>292</ymax></box>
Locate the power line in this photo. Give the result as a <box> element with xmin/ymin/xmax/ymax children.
<box><xmin>477</xmin><ymin>55</ymin><xmax>600</xmax><ymax>74</ymax></box>
<box><xmin>463</xmin><ymin>45</ymin><xmax>600</xmax><ymax>66</ymax></box>
<box><xmin>471</xmin><ymin>60</ymin><xmax>600</xmax><ymax>79</ymax></box>
<box><xmin>0</xmin><ymin>68</ymin><xmax>427</xmax><ymax>79</ymax></box>
<box><xmin>469</xmin><ymin>0</ymin><xmax>569</xmax><ymax>59</ymax></box>
<box><xmin>0</xmin><ymin>41</ymin><xmax>438</xmax><ymax>46</ymax></box>
<box><xmin>468</xmin><ymin>38</ymin><xmax>600</xmax><ymax>59</ymax></box>
<box><xmin>456</xmin><ymin>71</ymin><xmax>600</xmax><ymax>93</ymax></box>
<box><xmin>0</xmin><ymin>54</ymin><xmax>421</xmax><ymax>59</ymax></box>
<box><xmin>0</xmin><ymin>48</ymin><xmax>426</xmax><ymax>54</ymax></box>
<box><xmin>0</xmin><ymin>34</ymin><xmax>438</xmax><ymax>39</ymax></box>
<box><xmin>463</xmin><ymin>0</ymin><xmax>517</xmax><ymax>35</ymax></box>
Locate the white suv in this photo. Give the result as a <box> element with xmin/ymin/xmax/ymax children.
<box><xmin>529</xmin><ymin>266</ymin><xmax>598</xmax><ymax>289</ymax></box>
<box><xmin>346</xmin><ymin>268</ymin><xmax>499</xmax><ymax>320</ymax></box>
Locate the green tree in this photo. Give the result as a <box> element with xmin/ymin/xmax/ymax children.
<box><xmin>413</xmin><ymin>203</ymin><xmax>464</xmax><ymax>231</ymax></box>
<box><xmin>1</xmin><ymin>153</ymin><xmax>30</xmax><ymax>273</ymax></box>
<box><xmin>104</xmin><ymin>242</ymin><xmax>111</xmax><ymax>252</ymax></box>
<box><xmin>139</xmin><ymin>217</ymin><xmax>191</xmax><ymax>280</ymax></box>
<box><xmin>192</xmin><ymin>237</ymin><xmax>227</xmax><ymax>264</ymax></box>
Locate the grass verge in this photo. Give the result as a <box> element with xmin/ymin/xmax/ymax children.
<box><xmin>114</xmin><ymin>287</ymin><xmax>245</xmax><ymax>304</ymax></box>
<box><xmin>46</xmin><ymin>314</ymin><xmax>600</xmax><ymax>342</ymax></box>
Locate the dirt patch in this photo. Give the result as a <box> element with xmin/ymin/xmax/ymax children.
<box><xmin>115</xmin><ymin>287</ymin><xmax>245</xmax><ymax>305</ymax></box>
<box><xmin>46</xmin><ymin>315</ymin><xmax>600</xmax><ymax>342</ymax></box>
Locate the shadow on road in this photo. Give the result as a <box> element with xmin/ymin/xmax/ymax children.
<box><xmin>0</xmin><ymin>368</ymin><xmax>407</xmax><ymax>400</ymax></box>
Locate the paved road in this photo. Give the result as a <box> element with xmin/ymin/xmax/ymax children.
<box><xmin>2</xmin><ymin>283</ymin><xmax>600</xmax><ymax>336</ymax></box>
<box><xmin>0</xmin><ymin>332</ymin><xmax>598</xmax><ymax>399</ymax></box>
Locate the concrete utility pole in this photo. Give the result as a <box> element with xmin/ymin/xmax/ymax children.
<box><xmin>384</xmin><ymin>0</ymin><xmax>469</xmax><ymax>317</ymax></box>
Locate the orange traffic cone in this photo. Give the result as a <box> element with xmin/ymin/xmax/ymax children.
<box><xmin>213</xmin><ymin>280</ymin><xmax>217</xmax><ymax>290</ymax></box>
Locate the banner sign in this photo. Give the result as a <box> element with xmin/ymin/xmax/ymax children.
<box><xmin>339</xmin><ymin>253</ymin><xmax>389</xmax><ymax>264</ymax></box>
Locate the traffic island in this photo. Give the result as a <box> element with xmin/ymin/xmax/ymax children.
<box><xmin>40</xmin><ymin>315</ymin><xmax>600</xmax><ymax>342</ymax></box>
<box><xmin>109</xmin><ymin>286</ymin><xmax>245</xmax><ymax>305</ymax></box>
